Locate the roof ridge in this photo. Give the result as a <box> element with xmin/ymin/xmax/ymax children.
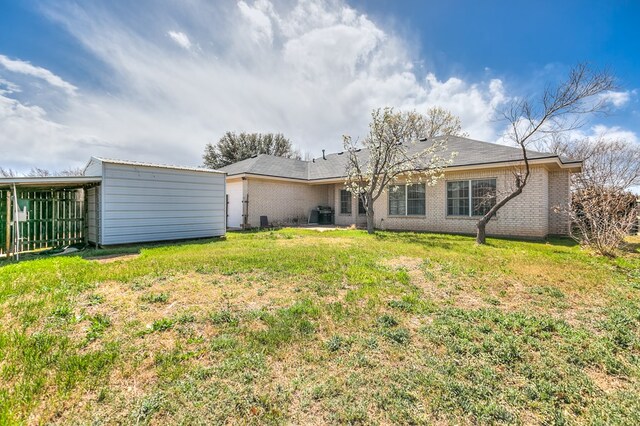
<box><xmin>94</xmin><ymin>157</ymin><xmax>224</xmax><ymax>174</ymax></box>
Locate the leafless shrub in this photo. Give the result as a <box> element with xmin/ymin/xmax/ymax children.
<box><xmin>567</xmin><ymin>188</ymin><xmax>638</xmax><ymax>256</ymax></box>
<box><xmin>547</xmin><ymin>134</ymin><xmax>640</xmax><ymax>255</ymax></box>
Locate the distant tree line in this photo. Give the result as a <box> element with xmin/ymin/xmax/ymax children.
<box><xmin>0</xmin><ymin>167</ymin><xmax>84</xmax><ymax>178</ymax></box>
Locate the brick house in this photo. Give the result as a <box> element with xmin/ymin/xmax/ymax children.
<box><xmin>220</xmin><ymin>136</ymin><xmax>582</xmax><ymax>238</ymax></box>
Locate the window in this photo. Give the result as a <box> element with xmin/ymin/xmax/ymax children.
<box><xmin>388</xmin><ymin>185</ymin><xmax>406</xmax><ymax>215</ymax></box>
<box><xmin>358</xmin><ymin>196</ymin><xmax>366</xmax><ymax>215</ymax></box>
<box><xmin>388</xmin><ymin>184</ymin><xmax>425</xmax><ymax>216</ymax></box>
<box><xmin>407</xmin><ymin>184</ymin><xmax>426</xmax><ymax>215</ymax></box>
<box><xmin>472</xmin><ymin>179</ymin><xmax>497</xmax><ymax>216</ymax></box>
<box><xmin>447</xmin><ymin>179</ymin><xmax>496</xmax><ymax>217</ymax></box>
<box><xmin>340</xmin><ymin>190</ymin><xmax>352</xmax><ymax>214</ymax></box>
<box><xmin>447</xmin><ymin>181</ymin><xmax>469</xmax><ymax>216</ymax></box>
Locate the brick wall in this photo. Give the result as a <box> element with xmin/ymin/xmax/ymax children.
<box><xmin>548</xmin><ymin>170</ymin><xmax>571</xmax><ymax>235</ymax></box>
<box><xmin>332</xmin><ymin>165</ymin><xmax>553</xmax><ymax>238</ymax></box>
<box><xmin>246</xmin><ymin>179</ymin><xmax>330</xmax><ymax>227</ymax></box>
<box><xmin>244</xmin><ymin>164</ymin><xmax>571</xmax><ymax>237</ymax></box>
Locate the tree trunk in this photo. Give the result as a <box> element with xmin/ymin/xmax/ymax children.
<box><xmin>476</xmin><ymin>218</ymin><xmax>487</xmax><ymax>244</ymax></box>
<box><xmin>366</xmin><ymin>194</ymin><xmax>375</xmax><ymax>234</ymax></box>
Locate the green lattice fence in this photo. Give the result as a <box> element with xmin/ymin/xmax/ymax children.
<box><xmin>0</xmin><ymin>188</ymin><xmax>85</xmax><ymax>256</ymax></box>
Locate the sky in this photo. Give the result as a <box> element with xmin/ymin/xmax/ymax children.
<box><xmin>0</xmin><ymin>0</ymin><xmax>639</xmax><ymax>178</ymax></box>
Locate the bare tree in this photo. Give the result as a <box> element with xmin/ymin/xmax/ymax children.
<box><xmin>423</xmin><ymin>106</ymin><xmax>468</xmax><ymax>138</ymax></box>
<box><xmin>475</xmin><ymin>64</ymin><xmax>616</xmax><ymax>244</ymax></box>
<box><xmin>343</xmin><ymin>107</ymin><xmax>455</xmax><ymax>234</ymax></box>
<box><xmin>26</xmin><ymin>167</ymin><xmax>52</xmax><ymax>177</ymax></box>
<box><xmin>546</xmin><ymin>135</ymin><xmax>640</xmax><ymax>191</ymax></box>
<box><xmin>0</xmin><ymin>167</ymin><xmax>17</xmax><ymax>178</ymax></box>
<box><xmin>0</xmin><ymin>166</ymin><xmax>84</xmax><ymax>177</ymax></box>
<box><xmin>203</xmin><ymin>132</ymin><xmax>300</xmax><ymax>169</ymax></box>
<box><xmin>543</xmin><ymin>135</ymin><xmax>640</xmax><ymax>255</ymax></box>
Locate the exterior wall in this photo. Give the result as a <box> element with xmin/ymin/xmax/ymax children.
<box><xmin>548</xmin><ymin>170</ymin><xmax>571</xmax><ymax>235</ymax></box>
<box><xmin>333</xmin><ymin>185</ymin><xmax>367</xmax><ymax>227</ymax></box>
<box><xmin>226</xmin><ymin>179</ymin><xmax>244</xmax><ymax>228</ymax></box>
<box><xmin>84</xmin><ymin>159</ymin><xmax>103</xmax><ymax>177</ymax></box>
<box><xmin>87</xmin><ymin>186</ymin><xmax>100</xmax><ymax>244</ymax></box>
<box><xmin>332</xmin><ymin>165</ymin><xmax>552</xmax><ymax>238</ymax></box>
<box><xmin>100</xmin><ymin>163</ymin><xmax>226</xmax><ymax>245</ymax></box>
<box><xmin>246</xmin><ymin>178</ymin><xmax>329</xmax><ymax>227</ymax></box>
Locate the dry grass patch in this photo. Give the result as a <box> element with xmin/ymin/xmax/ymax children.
<box><xmin>86</xmin><ymin>253</ymin><xmax>141</xmax><ymax>263</ymax></box>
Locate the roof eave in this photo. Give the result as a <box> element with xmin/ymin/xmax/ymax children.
<box><xmin>0</xmin><ymin>176</ymin><xmax>103</xmax><ymax>189</ymax></box>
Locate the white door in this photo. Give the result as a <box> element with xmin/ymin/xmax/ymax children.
<box><xmin>226</xmin><ymin>180</ymin><xmax>243</xmax><ymax>228</ymax></box>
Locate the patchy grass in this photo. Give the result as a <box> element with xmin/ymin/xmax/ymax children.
<box><xmin>0</xmin><ymin>229</ymin><xmax>639</xmax><ymax>424</ymax></box>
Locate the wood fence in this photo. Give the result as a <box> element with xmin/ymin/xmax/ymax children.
<box><xmin>0</xmin><ymin>188</ymin><xmax>86</xmax><ymax>257</ymax></box>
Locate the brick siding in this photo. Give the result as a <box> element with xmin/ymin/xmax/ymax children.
<box><xmin>240</xmin><ymin>164</ymin><xmax>573</xmax><ymax>237</ymax></box>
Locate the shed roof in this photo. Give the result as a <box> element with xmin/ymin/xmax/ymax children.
<box><xmin>0</xmin><ymin>176</ymin><xmax>102</xmax><ymax>189</ymax></box>
<box><xmin>88</xmin><ymin>157</ymin><xmax>226</xmax><ymax>174</ymax></box>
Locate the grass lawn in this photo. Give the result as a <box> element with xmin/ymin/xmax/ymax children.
<box><xmin>1</xmin><ymin>230</ymin><xmax>639</xmax><ymax>425</ymax></box>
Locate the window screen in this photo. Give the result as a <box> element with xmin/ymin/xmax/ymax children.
<box><xmin>388</xmin><ymin>185</ymin><xmax>406</xmax><ymax>215</ymax></box>
<box><xmin>407</xmin><ymin>184</ymin><xmax>426</xmax><ymax>215</ymax></box>
<box><xmin>471</xmin><ymin>179</ymin><xmax>496</xmax><ymax>216</ymax></box>
<box><xmin>340</xmin><ymin>190</ymin><xmax>352</xmax><ymax>214</ymax></box>
<box><xmin>447</xmin><ymin>181</ymin><xmax>469</xmax><ymax>216</ymax></box>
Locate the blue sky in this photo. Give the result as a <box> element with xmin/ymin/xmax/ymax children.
<box><xmin>0</xmin><ymin>0</ymin><xmax>638</xmax><ymax>176</ymax></box>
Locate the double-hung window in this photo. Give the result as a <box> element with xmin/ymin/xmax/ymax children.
<box><xmin>340</xmin><ymin>189</ymin><xmax>352</xmax><ymax>214</ymax></box>
<box><xmin>446</xmin><ymin>179</ymin><xmax>496</xmax><ymax>216</ymax></box>
<box><xmin>388</xmin><ymin>183</ymin><xmax>425</xmax><ymax>216</ymax></box>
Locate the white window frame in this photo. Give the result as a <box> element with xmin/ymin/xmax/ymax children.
<box><xmin>340</xmin><ymin>189</ymin><xmax>352</xmax><ymax>215</ymax></box>
<box><xmin>388</xmin><ymin>183</ymin><xmax>426</xmax><ymax>216</ymax></box>
<box><xmin>446</xmin><ymin>178</ymin><xmax>497</xmax><ymax>217</ymax></box>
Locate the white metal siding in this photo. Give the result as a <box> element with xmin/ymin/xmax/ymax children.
<box><xmin>84</xmin><ymin>159</ymin><xmax>103</xmax><ymax>176</ymax></box>
<box><xmin>100</xmin><ymin>163</ymin><xmax>225</xmax><ymax>245</ymax></box>
<box><xmin>87</xmin><ymin>186</ymin><xmax>100</xmax><ymax>244</ymax></box>
<box><xmin>226</xmin><ymin>180</ymin><xmax>244</xmax><ymax>228</ymax></box>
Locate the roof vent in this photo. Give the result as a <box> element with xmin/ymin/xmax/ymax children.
<box><xmin>322</xmin><ymin>149</ymin><xmax>326</xmax><ymax>160</ymax></box>
<box><xmin>337</xmin><ymin>152</ymin><xmax>344</xmax><ymax>155</ymax></box>
<box><xmin>312</xmin><ymin>158</ymin><xmax>315</xmax><ymax>163</ymax></box>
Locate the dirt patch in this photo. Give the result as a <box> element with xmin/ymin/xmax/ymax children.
<box><xmin>86</xmin><ymin>254</ymin><xmax>140</xmax><ymax>263</ymax></box>
<box><xmin>586</xmin><ymin>368</ymin><xmax>630</xmax><ymax>393</ymax></box>
<box><xmin>382</xmin><ymin>257</ymin><xmax>457</xmax><ymax>303</ymax></box>
<box><xmin>276</xmin><ymin>237</ymin><xmax>354</xmax><ymax>247</ymax></box>
<box><xmin>79</xmin><ymin>271</ymin><xmax>305</xmax><ymax>338</ymax></box>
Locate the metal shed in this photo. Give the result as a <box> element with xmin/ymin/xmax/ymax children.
<box><xmin>0</xmin><ymin>157</ymin><xmax>226</xmax><ymax>257</ymax></box>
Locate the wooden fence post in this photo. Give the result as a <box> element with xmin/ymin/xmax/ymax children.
<box><xmin>4</xmin><ymin>191</ymin><xmax>10</xmax><ymax>255</ymax></box>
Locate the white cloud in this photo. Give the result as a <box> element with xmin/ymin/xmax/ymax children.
<box><xmin>0</xmin><ymin>77</ymin><xmax>20</xmax><ymax>94</ymax></box>
<box><xmin>1</xmin><ymin>0</ymin><xmax>632</xmax><ymax>173</ymax></box>
<box><xmin>168</xmin><ymin>31</ymin><xmax>192</xmax><ymax>50</ymax></box>
<box><xmin>570</xmin><ymin>124</ymin><xmax>639</xmax><ymax>144</ymax></box>
<box><xmin>599</xmin><ymin>90</ymin><xmax>632</xmax><ymax>108</ymax></box>
<box><xmin>0</xmin><ymin>54</ymin><xmax>77</xmax><ymax>95</ymax></box>
<box><xmin>237</xmin><ymin>0</ymin><xmax>275</xmax><ymax>44</ymax></box>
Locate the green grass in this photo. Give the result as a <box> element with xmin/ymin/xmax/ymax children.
<box><xmin>0</xmin><ymin>229</ymin><xmax>639</xmax><ymax>424</ymax></box>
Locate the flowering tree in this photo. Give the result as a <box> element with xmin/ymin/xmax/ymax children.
<box><xmin>343</xmin><ymin>107</ymin><xmax>456</xmax><ymax>234</ymax></box>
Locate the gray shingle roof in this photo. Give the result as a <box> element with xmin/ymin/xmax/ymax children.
<box><xmin>220</xmin><ymin>136</ymin><xmax>580</xmax><ymax>181</ymax></box>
